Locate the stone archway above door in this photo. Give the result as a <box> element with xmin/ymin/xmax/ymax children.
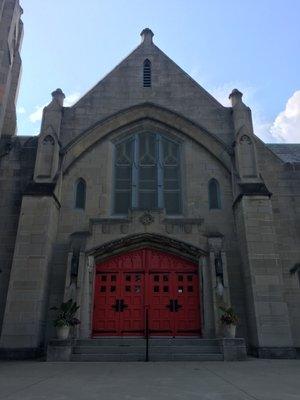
<box><xmin>88</xmin><ymin>232</ymin><xmax>207</xmax><ymax>265</ymax></box>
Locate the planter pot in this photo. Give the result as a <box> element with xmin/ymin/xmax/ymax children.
<box><xmin>223</xmin><ymin>324</ymin><xmax>236</xmax><ymax>338</ymax></box>
<box><xmin>56</xmin><ymin>325</ymin><xmax>70</xmax><ymax>340</ymax></box>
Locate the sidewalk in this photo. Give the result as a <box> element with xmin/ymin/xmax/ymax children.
<box><xmin>0</xmin><ymin>359</ymin><xmax>300</xmax><ymax>400</ymax></box>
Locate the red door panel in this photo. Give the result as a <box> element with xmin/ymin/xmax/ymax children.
<box><xmin>92</xmin><ymin>248</ymin><xmax>202</xmax><ymax>337</ymax></box>
<box><xmin>121</xmin><ymin>272</ymin><xmax>145</xmax><ymax>335</ymax></box>
<box><xmin>173</xmin><ymin>272</ymin><xmax>201</xmax><ymax>335</ymax></box>
<box><xmin>148</xmin><ymin>272</ymin><xmax>173</xmax><ymax>335</ymax></box>
<box><xmin>93</xmin><ymin>272</ymin><xmax>121</xmax><ymax>335</ymax></box>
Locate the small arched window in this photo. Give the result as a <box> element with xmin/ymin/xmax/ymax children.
<box><xmin>143</xmin><ymin>59</ymin><xmax>151</xmax><ymax>87</ymax></box>
<box><xmin>75</xmin><ymin>179</ymin><xmax>86</xmax><ymax>210</ymax></box>
<box><xmin>208</xmin><ymin>178</ymin><xmax>221</xmax><ymax>209</ymax></box>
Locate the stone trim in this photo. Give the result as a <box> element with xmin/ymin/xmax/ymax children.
<box><xmin>62</xmin><ymin>103</ymin><xmax>232</xmax><ymax>174</ymax></box>
<box><xmin>87</xmin><ymin>233</ymin><xmax>207</xmax><ymax>263</ymax></box>
<box><xmin>232</xmin><ymin>182</ymin><xmax>272</xmax><ymax>208</ymax></box>
<box><xmin>23</xmin><ymin>181</ymin><xmax>61</xmax><ymax>208</ymax></box>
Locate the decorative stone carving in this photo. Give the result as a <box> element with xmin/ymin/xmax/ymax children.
<box><xmin>165</xmin><ymin>224</ymin><xmax>174</xmax><ymax>234</ymax></box>
<box><xmin>101</xmin><ymin>224</ymin><xmax>110</xmax><ymax>234</ymax></box>
<box><xmin>43</xmin><ymin>135</ymin><xmax>55</xmax><ymax>145</ymax></box>
<box><xmin>240</xmin><ymin>134</ymin><xmax>252</xmax><ymax>144</ymax></box>
<box><xmin>139</xmin><ymin>212</ymin><xmax>154</xmax><ymax>225</ymax></box>
<box><xmin>120</xmin><ymin>224</ymin><xmax>129</xmax><ymax>234</ymax></box>
<box><xmin>184</xmin><ymin>224</ymin><xmax>192</xmax><ymax>234</ymax></box>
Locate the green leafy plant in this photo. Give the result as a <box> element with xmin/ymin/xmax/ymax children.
<box><xmin>219</xmin><ymin>305</ymin><xmax>239</xmax><ymax>326</ymax></box>
<box><xmin>51</xmin><ymin>299</ymin><xmax>80</xmax><ymax>327</ymax></box>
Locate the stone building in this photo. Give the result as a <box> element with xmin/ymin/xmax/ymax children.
<box><xmin>0</xmin><ymin>1</ymin><xmax>300</xmax><ymax>360</ymax></box>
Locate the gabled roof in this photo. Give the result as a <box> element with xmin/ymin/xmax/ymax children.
<box><xmin>266</xmin><ymin>144</ymin><xmax>300</xmax><ymax>163</ymax></box>
<box><xmin>60</xmin><ymin>29</ymin><xmax>234</xmax><ymax>147</ymax></box>
<box><xmin>72</xmin><ymin>28</ymin><xmax>223</xmax><ymax>110</ymax></box>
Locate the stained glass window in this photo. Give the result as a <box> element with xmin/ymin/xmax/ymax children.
<box><xmin>114</xmin><ymin>133</ymin><xmax>181</xmax><ymax>214</ymax></box>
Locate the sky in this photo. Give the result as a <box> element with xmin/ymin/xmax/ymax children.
<box><xmin>16</xmin><ymin>0</ymin><xmax>300</xmax><ymax>143</ymax></box>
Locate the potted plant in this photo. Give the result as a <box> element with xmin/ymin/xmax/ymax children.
<box><xmin>51</xmin><ymin>299</ymin><xmax>80</xmax><ymax>340</ymax></box>
<box><xmin>219</xmin><ymin>305</ymin><xmax>239</xmax><ymax>338</ymax></box>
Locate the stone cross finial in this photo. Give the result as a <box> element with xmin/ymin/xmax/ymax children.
<box><xmin>140</xmin><ymin>28</ymin><xmax>154</xmax><ymax>44</ymax></box>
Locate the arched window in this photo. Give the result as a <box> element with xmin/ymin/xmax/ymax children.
<box><xmin>143</xmin><ymin>59</ymin><xmax>151</xmax><ymax>87</ymax></box>
<box><xmin>114</xmin><ymin>133</ymin><xmax>181</xmax><ymax>215</ymax></box>
<box><xmin>208</xmin><ymin>178</ymin><xmax>221</xmax><ymax>209</ymax></box>
<box><xmin>75</xmin><ymin>179</ymin><xmax>86</xmax><ymax>210</ymax></box>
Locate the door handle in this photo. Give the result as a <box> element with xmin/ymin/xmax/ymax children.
<box><xmin>166</xmin><ymin>299</ymin><xmax>174</xmax><ymax>312</ymax></box>
<box><xmin>112</xmin><ymin>299</ymin><xmax>121</xmax><ymax>312</ymax></box>
<box><xmin>120</xmin><ymin>299</ymin><xmax>128</xmax><ymax>312</ymax></box>
<box><xmin>174</xmin><ymin>299</ymin><xmax>182</xmax><ymax>312</ymax></box>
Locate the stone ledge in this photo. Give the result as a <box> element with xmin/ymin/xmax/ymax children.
<box><xmin>219</xmin><ymin>338</ymin><xmax>247</xmax><ymax>361</ymax></box>
<box><xmin>250</xmin><ymin>346</ymin><xmax>297</xmax><ymax>359</ymax></box>
<box><xmin>47</xmin><ymin>340</ymin><xmax>72</xmax><ymax>361</ymax></box>
<box><xmin>0</xmin><ymin>347</ymin><xmax>43</xmax><ymax>360</ymax></box>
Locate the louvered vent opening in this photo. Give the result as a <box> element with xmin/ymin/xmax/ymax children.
<box><xmin>143</xmin><ymin>59</ymin><xmax>151</xmax><ymax>87</ymax></box>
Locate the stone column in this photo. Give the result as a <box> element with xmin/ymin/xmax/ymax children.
<box><xmin>200</xmin><ymin>255</ymin><xmax>215</xmax><ymax>338</ymax></box>
<box><xmin>234</xmin><ymin>195</ymin><xmax>295</xmax><ymax>358</ymax></box>
<box><xmin>0</xmin><ymin>194</ymin><xmax>59</xmax><ymax>355</ymax></box>
<box><xmin>79</xmin><ymin>256</ymin><xmax>94</xmax><ymax>339</ymax></box>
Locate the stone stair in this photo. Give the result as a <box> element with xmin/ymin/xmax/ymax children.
<box><xmin>71</xmin><ymin>338</ymin><xmax>224</xmax><ymax>362</ymax></box>
<box><xmin>148</xmin><ymin>338</ymin><xmax>223</xmax><ymax>361</ymax></box>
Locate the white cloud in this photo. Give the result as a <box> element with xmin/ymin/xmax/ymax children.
<box><xmin>17</xmin><ymin>106</ymin><xmax>26</xmax><ymax>114</ymax></box>
<box><xmin>64</xmin><ymin>92</ymin><xmax>81</xmax><ymax>107</ymax></box>
<box><xmin>28</xmin><ymin>92</ymin><xmax>81</xmax><ymax>124</ymax></box>
<box><xmin>29</xmin><ymin>105</ymin><xmax>45</xmax><ymax>123</ymax></box>
<box><xmin>205</xmin><ymin>81</ymin><xmax>300</xmax><ymax>143</ymax></box>
<box><xmin>270</xmin><ymin>90</ymin><xmax>300</xmax><ymax>143</ymax></box>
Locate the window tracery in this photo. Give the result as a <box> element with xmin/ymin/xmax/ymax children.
<box><xmin>114</xmin><ymin>133</ymin><xmax>181</xmax><ymax>214</ymax></box>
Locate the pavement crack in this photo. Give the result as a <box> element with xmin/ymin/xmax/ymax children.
<box><xmin>203</xmin><ymin>365</ymin><xmax>261</xmax><ymax>400</ymax></box>
<box><xmin>0</xmin><ymin>370</ymin><xmax>64</xmax><ymax>400</ymax></box>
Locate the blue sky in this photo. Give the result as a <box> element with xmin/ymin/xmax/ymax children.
<box><xmin>17</xmin><ymin>0</ymin><xmax>300</xmax><ymax>142</ymax></box>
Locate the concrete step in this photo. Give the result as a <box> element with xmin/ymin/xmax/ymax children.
<box><xmin>71</xmin><ymin>352</ymin><xmax>223</xmax><ymax>362</ymax></box>
<box><xmin>72</xmin><ymin>338</ymin><xmax>223</xmax><ymax>361</ymax></box>
<box><xmin>150</xmin><ymin>353</ymin><xmax>224</xmax><ymax>362</ymax></box>
<box><xmin>149</xmin><ymin>346</ymin><xmax>221</xmax><ymax>354</ymax></box>
<box><xmin>148</xmin><ymin>338</ymin><xmax>220</xmax><ymax>346</ymax></box>
<box><xmin>71</xmin><ymin>353</ymin><xmax>146</xmax><ymax>362</ymax></box>
<box><xmin>75</xmin><ymin>338</ymin><xmax>146</xmax><ymax>347</ymax></box>
<box><xmin>75</xmin><ymin>338</ymin><xmax>220</xmax><ymax>346</ymax></box>
<box><xmin>73</xmin><ymin>346</ymin><xmax>146</xmax><ymax>355</ymax></box>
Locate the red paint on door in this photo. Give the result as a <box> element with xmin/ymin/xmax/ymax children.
<box><xmin>93</xmin><ymin>248</ymin><xmax>201</xmax><ymax>337</ymax></box>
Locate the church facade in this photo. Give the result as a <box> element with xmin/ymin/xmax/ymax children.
<box><xmin>0</xmin><ymin>1</ymin><xmax>300</xmax><ymax>360</ymax></box>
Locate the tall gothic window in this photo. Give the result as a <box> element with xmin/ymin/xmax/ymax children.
<box><xmin>143</xmin><ymin>59</ymin><xmax>151</xmax><ymax>87</ymax></box>
<box><xmin>75</xmin><ymin>179</ymin><xmax>86</xmax><ymax>210</ymax></box>
<box><xmin>208</xmin><ymin>178</ymin><xmax>221</xmax><ymax>209</ymax></box>
<box><xmin>114</xmin><ymin>133</ymin><xmax>181</xmax><ymax>215</ymax></box>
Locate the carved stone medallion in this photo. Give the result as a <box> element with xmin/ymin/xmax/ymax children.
<box><xmin>139</xmin><ymin>212</ymin><xmax>154</xmax><ymax>225</ymax></box>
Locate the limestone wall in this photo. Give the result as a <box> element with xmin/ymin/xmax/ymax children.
<box><xmin>255</xmin><ymin>140</ymin><xmax>300</xmax><ymax>347</ymax></box>
<box><xmin>60</xmin><ymin>36</ymin><xmax>233</xmax><ymax>147</ymax></box>
<box><xmin>0</xmin><ymin>136</ymin><xmax>37</xmax><ymax>333</ymax></box>
<box><xmin>45</xmin><ymin>127</ymin><xmax>247</xmax><ymax>341</ymax></box>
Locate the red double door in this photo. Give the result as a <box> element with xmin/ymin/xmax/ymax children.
<box><xmin>93</xmin><ymin>248</ymin><xmax>201</xmax><ymax>337</ymax></box>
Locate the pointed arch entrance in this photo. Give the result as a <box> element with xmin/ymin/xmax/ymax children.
<box><xmin>92</xmin><ymin>246</ymin><xmax>202</xmax><ymax>337</ymax></box>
